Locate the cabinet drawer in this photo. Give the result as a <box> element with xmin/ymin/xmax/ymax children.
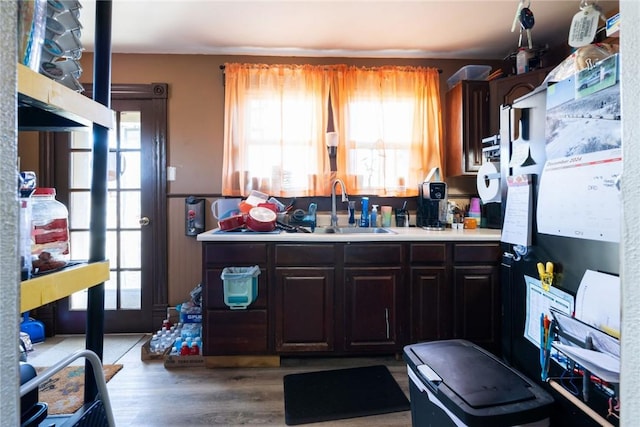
<box><xmin>410</xmin><ymin>243</ymin><xmax>447</xmax><ymax>263</ymax></box>
<box><xmin>343</xmin><ymin>244</ymin><xmax>403</xmax><ymax>265</ymax></box>
<box><xmin>203</xmin><ymin>309</ymin><xmax>269</xmax><ymax>355</ymax></box>
<box><xmin>275</xmin><ymin>244</ymin><xmax>336</xmax><ymax>266</ymax></box>
<box><xmin>203</xmin><ymin>243</ymin><xmax>267</xmax><ymax>265</ymax></box>
<box><xmin>453</xmin><ymin>243</ymin><xmax>501</xmax><ymax>263</ymax></box>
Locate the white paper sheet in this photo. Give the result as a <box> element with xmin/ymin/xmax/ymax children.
<box><xmin>524</xmin><ymin>275</ymin><xmax>574</xmax><ymax>347</ymax></box>
<box><xmin>501</xmin><ymin>175</ymin><xmax>532</xmax><ymax>246</ymax></box>
<box><xmin>575</xmin><ymin>270</ymin><xmax>621</xmax><ymax>337</ymax></box>
<box><xmin>553</xmin><ymin>342</ymin><xmax>620</xmax><ymax>383</ymax></box>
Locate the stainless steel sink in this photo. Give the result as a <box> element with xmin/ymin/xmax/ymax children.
<box><xmin>315</xmin><ymin>227</ymin><xmax>395</xmax><ymax>234</ymax></box>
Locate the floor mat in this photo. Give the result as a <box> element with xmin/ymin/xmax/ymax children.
<box><xmin>283</xmin><ymin>364</ymin><xmax>410</xmax><ymax>425</ymax></box>
<box><xmin>35</xmin><ymin>364</ymin><xmax>122</xmax><ymax>415</ymax></box>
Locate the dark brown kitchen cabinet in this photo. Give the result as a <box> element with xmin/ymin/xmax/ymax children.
<box><xmin>201</xmin><ymin>243</ymin><xmax>269</xmax><ymax>355</ymax></box>
<box><xmin>344</xmin><ymin>267</ymin><xmax>403</xmax><ymax>352</ymax></box>
<box><xmin>410</xmin><ymin>266</ymin><xmax>450</xmax><ymax>342</ymax></box>
<box><xmin>452</xmin><ymin>243</ymin><xmax>502</xmax><ymax>354</ymax></box>
<box><xmin>445</xmin><ymin>80</ymin><xmax>490</xmax><ymax>176</ymax></box>
<box><xmin>274</xmin><ymin>268</ymin><xmax>334</xmax><ymax>352</ymax></box>
<box><xmin>409</xmin><ymin>243</ymin><xmax>451</xmax><ymax>343</ymax></box>
<box><xmin>274</xmin><ymin>243</ymin><xmax>336</xmax><ymax>353</ymax></box>
<box><xmin>200</xmin><ymin>240</ymin><xmax>502</xmax><ymax>358</ymax></box>
<box><xmin>488</xmin><ymin>68</ymin><xmax>551</xmax><ymax>135</ymax></box>
<box><xmin>343</xmin><ymin>244</ymin><xmax>405</xmax><ymax>353</ymax></box>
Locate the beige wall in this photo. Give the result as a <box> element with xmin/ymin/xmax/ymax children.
<box><xmin>75</xmin><ymin>53</ymin><xmax>500</xmax><ymax>304</ymax></box>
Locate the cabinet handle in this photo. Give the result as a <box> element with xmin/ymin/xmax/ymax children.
<box><xmin>385</xmin><ymin>308</ymin><xmax>390</xmax><ymax>339</ymax></box>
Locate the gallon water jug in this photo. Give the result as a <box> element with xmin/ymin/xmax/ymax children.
<box><xmin>31</xmin><ymin>187</ymin><xmax>70</xmax><ymax>274</ymax></box>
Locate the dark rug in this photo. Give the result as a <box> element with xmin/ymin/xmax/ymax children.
<box><xmin>283</xmin><ymin>365</ymin><xmax>410</xmax><ymax>425</ymax></box>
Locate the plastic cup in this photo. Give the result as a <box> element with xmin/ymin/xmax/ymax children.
<box><xmin>381</xmin><ymin>206</ymin><xmax>392</xmax><ymax>227</ymax></box>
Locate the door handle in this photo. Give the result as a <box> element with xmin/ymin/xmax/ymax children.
<box><xmin>139</xmin><ymin>216</ymin><xmax>150</xmax><ymax>226</ymax></box>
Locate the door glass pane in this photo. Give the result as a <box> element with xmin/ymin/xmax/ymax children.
<box><xmin>120</xmin><ymin>191</ymin><xmax>141</xmax><ymax>228</ymax></box>
<box><xmin>107</xmin><ymin>190</ymin><xmax>118</xmax><ymax>228</ymax></box>
<box><xmin>70</xmin><ymin>230</ymin><xmax>89</xmax><ymax>260</ymax></box>
<box><xmin>70</xmin><ymin>152</ymin><xmax>92</xmax><ymax>189</ymax></box>
<box><xmin>120</xmin><ymin>231</ymin><xmax>141</xmax><ymax>269</ymax></box>
<box><xmin>106</xmin><ymin>230</ymin><xmax>118</xmax><ymax>268</ymax></box>
<box><xmin>120</xmin><ymin>151</ymin><xmax>141</xmax><ymax>189</ymax></box>
<box><xmin>120</xmin><ymin>112</ymin><xmax>141</xmax><ymax>149</ymax></box>
<box><xmin>69</xmin><ymin>191</ymin><xmax>91</xmax><ymax>229</ymax></box>
<box><xmin>104</xmin><ymin>278</ymin><xmax>117</xmax><ymax>310</ymax></box>
<box><xmin>121</xmin><ymin>271</ymin><xmax>141</xmax><ymax>309</ymax></box>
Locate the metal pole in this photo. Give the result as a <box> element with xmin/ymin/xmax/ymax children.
<box><xmin>85</xmin><ymin>0</ymin><xmax>112</xmax><ymax>403</ymax></box>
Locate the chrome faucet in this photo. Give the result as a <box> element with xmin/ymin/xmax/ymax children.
<box><xmin>331</xmin><ymin>178</ymin><xmax>348</xmax><ymax>227</ymax></box>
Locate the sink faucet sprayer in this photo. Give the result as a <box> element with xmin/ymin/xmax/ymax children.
<box><xmin>331</xmin><ymin>179</ymin><xmax>348</xmax><ymax>227</ymax></box>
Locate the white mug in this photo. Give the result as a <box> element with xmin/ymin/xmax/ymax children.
<box><xmin>211</xmin><ymin>198</ymin><xmax>241</xmax><ymax>220</ymax></box>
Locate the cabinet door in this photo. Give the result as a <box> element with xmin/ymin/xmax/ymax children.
<box><xmin>344</xmin><ymin>267</ymin><xmax>403</xmax><ymax>352</ymax></box>
<box><xmin>488</xmin><ymin>68</ymin><xmax>550</xmax><ymax>135</ymax></box>
<box><xmin>274</xmin><ymin>267</ymin><xmax>334</xmax><ymax>353</ymax></box>
<box><xmin>445</xmin><ymin>80</ymin><xmax>490</xmax><ymax>176</ymax></box>
<box><xmin>452</xmin><ymin>265</ymin><xmax>500</xmax><ymax>354</ymax></box>
<box><xmin>410</xmin><ymin>266</ymin><xmax>451</xmax><ymax>343</ymax></box>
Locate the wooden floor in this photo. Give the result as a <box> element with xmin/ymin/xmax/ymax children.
<box><xmin>106</xmin><ymin>339</ymin><xmax>413</xmax><ymax>426</ymax></box>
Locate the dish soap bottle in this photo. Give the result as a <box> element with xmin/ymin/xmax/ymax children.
<box><xmin>370</xmin><ymin>205</ymin><xmax>378</xmax><ymax>228</ymax></box>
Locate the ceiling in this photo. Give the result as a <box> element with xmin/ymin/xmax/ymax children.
<box><xmin>78</xmin><ymin>0</ymin><xmax>618</xmax><ymax>60</ymax></box>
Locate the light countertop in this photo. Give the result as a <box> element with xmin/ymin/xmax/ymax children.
<box><xmin>197</xmin><ymin>226</ymin><xmax>501</xmax><ymax>242</ymax></box>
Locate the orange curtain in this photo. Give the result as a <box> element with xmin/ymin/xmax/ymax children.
<box><xmin>222</xmin><ymin>63</ymin><xmax>442</xmax><ymax>197</ymax></box>
<box><xmin>222</xmin><ymin>63</ymin><xmax>332</xmax><ymax>196</ymax></box>
<box><xmin>330</xmin><ymin>65</ymin><xmax>443</xmax><ymax>196</ymax></box>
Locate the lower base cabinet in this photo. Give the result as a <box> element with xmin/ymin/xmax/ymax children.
<box><xmin>201</xmin><ymin>240</ymin><xmax>501</xmax><ymax>357</ymax></box>
<box><xmin>344</xmin><ymin>267</ymin><xmax>403</xmax><ymax>352</ymax></box>
<box><xmin>410</xmin><ymin>266</ymin><xmax>451</xmax><ymax>342</ymax></box>
<box><xmin>274</xmin><ymin>267</ymin><xmax>335</xmax><ymax>352</ymax></box>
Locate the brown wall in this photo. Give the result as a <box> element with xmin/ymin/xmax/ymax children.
<box><xmin>72</xmin><ymin>53</ymin><xmax>501</xmax><ymax>305</ymax></box>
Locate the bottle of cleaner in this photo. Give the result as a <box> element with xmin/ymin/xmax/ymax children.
<box><xmin>360</xmin><ymin>197</ymin><xmax>369</xmax><ymax>227</ymax></box>
<box><xmin>370</xmin><ymin>205</ymin><xmax>378</xmax><ymax>227</ymax></box>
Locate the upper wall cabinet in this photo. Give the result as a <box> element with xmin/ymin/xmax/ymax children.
<box><xmin>444</xmin><ymin>80</ymin><xmax>490</xmax><ymax>177</ymax></box>
<box><xmin>17</xmin><ymin>63</ymin><xmax>115</xmax><ymax>131</ymax></box>
<box><xmin>488</xmin><ymin>68</ymin><xmax>550</xmax><ymax>136</ymax></box>
<box><xmin>444</xmin><ymin>70</ymin><xmax>551</xmax><ymax>177</ymax></box>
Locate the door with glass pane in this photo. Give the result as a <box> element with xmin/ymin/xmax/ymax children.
<box><xmin>55</xmin><ymin>88</ymin><xmax>167</xmax><ymax>334</ymax></box>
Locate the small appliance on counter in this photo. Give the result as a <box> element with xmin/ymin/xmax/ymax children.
<box><xmin>416</xmin><ymin>167</ymin><xmax>447</xmax><ymax>230</ymax></box>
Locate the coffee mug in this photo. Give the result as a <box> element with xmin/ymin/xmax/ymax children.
<box><xmin>211</xmin><ymin>198</ymin><xmax>241</xmax><ymax>220</ymax></box>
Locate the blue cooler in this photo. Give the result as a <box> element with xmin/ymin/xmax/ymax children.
<box><xmin>403</xmin><ymin>340</ymin><xmax>553</xmax><ymax>427</ymax></box>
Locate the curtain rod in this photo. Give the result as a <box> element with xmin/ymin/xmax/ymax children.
<box><xmin>220</xmin><ymin>64</ymin><xmax>442</xmax><ymax>73</ymax></box>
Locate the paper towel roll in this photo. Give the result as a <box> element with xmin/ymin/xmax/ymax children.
<box><xmin>477</xmin><ymin>162</ymin><xmax>501</xmax><ymax>203</ymax></box>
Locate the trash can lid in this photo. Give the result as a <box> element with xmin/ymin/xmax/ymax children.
<box><xmin>408</xmin><ymin>340</ymin><xmax>535</xmax><ymax>409</ymax></box>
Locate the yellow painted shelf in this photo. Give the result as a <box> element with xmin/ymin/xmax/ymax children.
<box><xmin>17</xmin><ymin>63</ymin><xmax>115</xmax><ymax>131</ymax></box>
<box><xmin>21</xmin><ymin>261</ymin><xmax>110</xmax><ymax>313</ymax></box>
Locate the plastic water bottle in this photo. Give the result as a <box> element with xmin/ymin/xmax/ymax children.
<box><xmin>370</xmin><ymin>205</ymin><xmax>378</xmax><ymax>228</ymax></box>
<box><xmin>149</xmin><ymin>334</ymin><xmax>161</xmax><ymax>354</ymax></box>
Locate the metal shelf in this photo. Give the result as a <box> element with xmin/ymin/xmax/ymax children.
<box><xmin>17</xmin><ymin>63</ymin><xmax>114</xmax><ymax>131</ymax></box>
<box><xmin>21</xmin><ymin>261</ymin><xmax>110</xmax><ymax>313</ymax></box>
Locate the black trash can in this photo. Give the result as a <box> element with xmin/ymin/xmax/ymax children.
<box><xmin>403</xmin><ymin>340</ymin><xmax>553</xmax><ymax>427</ymax></box>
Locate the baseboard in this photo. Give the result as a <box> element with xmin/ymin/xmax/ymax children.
<box><xmin>204</xmin><ymin>355</ymin><xmax>280</xmax><ymax>368</ymax></box>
